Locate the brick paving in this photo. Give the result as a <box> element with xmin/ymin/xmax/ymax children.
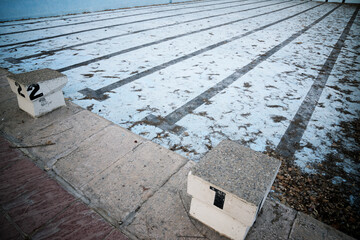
<box><xmin>0</xmin><ymin>136</ymin><xmax>128</xmax><ymax>240</ymax></box>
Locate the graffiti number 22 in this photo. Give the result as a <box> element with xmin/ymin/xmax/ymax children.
<box><xmin>15</xmin><ymin>82</ymin><xmax>44</xmax><ymax>101</ymax></box>
<box><xmin>27</xmin><ymin>84</ymin><xmax>43</xmax><ymax>100</ymax></box>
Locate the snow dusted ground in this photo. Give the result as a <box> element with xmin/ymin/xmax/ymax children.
<box><xmin>0</xmin><ymin>0</ymin><xmax>359</xmax><ymax>194</ymax></box>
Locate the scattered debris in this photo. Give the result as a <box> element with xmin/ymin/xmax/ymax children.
<box><xmin>10</xmin><ymin>140</ymin><xmax>55</xmax><ymax>148</ymax></box>
<box><xmin>82</xmin><ymin>73</ymin><xmax>94</xmax><ymax>78</ymax></box>
<box><xmin>86</xmin><ymin>104</ymin><xmax>94</xmax><ymax>111</ymax></box>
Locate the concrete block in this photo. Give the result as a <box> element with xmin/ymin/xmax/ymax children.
<box><xmin>188</xmin><ymin>173</ymin><xmax>257</xmax><ymax>226</ymax></box>
<box><xmin>7</xmin><ymin>69</ymin><xmax>67</xmax><ymax>117</ymax></box>
<box><xmin>187</xmin><ymin>140</ymin><xmax>281</xmax><ymax>239</ymax></box>
<box><xmin>289</xmin><ymin>212</ymin><xmax>355</xmax><ymax>240</ymax></box>
<box><xmin>81</xmin><ymin>141</ymin><xmax>188</xmax><ymax>225</ymax></box>
<box><xmin>190</xmin><ymin>197</ymin><xmax>249</xmax><ymax>240</ymax></box>
<box><xmin>54</xmin><ymin>125</ymin><xmax>144</xmax><ymax>189</ymax></box>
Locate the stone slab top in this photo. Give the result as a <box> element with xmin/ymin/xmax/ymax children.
<box><xmin>192</xmin><ymin>140</ymin><xmax>281</xmax><ymax>207</ymax></box>
<box><xmin>7</xmin><ymin>68</ymin><xmax>66</xmax><ymax>85</ymax></box>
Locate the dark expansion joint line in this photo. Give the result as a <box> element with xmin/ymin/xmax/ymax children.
<box><xmin>0</xmin><ymin>0</ymin><xmax>261</xmax><ymax>48</ymax></box>
<box><xmin>7</xmin><ymin>0</ymin><xmax>274</xmax><ymax>62</ymax></box>
<box><xmin>275</xmin><ymin>6</ymin><xmax>359</xmax><ymax>162</ymax></box>
<box><xmin>0</xmin><ymin>0</ymin><xmax>225</xmax><ymax>27</ymax></box>
<box><xmin>141</xmin><ymin>4</ymin><xmax>342</xmax><ymax>135</ymax></box>
<box><xmin>0</xmin><ymin>0</ymin><xmax>248</xmax><ymax>36</ymax></box>
<box><xmin>60</xmin><ymin>0</ymin><xmax>304</xmax><ymax>73</ymax></box>
<box><xmin>78</xmin><ymin>1</ymin><xmax>321</xmax><ymax>102</ymax></box>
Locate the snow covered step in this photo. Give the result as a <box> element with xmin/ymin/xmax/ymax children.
<box><xmin>7</xmin><ymin>69</ymin><xmax>68</xmax><ymax>117</ymax></box>
<box><xmin>187</xmin><ymin>140</ymin><xmax>281</xmax><ymax>240</ymax></box>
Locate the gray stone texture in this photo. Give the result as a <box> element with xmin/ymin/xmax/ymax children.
<box><xmin>125</xmin><ymin>161</ymin><xmax>228</xmax><ymax>240</ymax></box>
<box><xmin>8</xmin><ymin>68</ymin><xmax>66</xmax><ymax>85</ymax></box>
<box><xmin>246</xmin><ymin>200</ymin><xmax>297</xmax><ymax>240</ymax></box>
<box><xmin>54</xmin><ymin>125</ymin><xmax>144</xmax><ymax>189</ymax></box>
<box><xmin>20</xmin><ymin>110</ymin><xmax>110</xmax><ymax>167</ymax></box>
<box><xmin>289</xmin><ymin>212</ymin><xmax>355</xmax><ymax>240</ymax></box>
<box><xmin>82</xmin><ymin>141</ymin><xmax>188</xmax><ymax>225</ymax></box>
<box><xmin>193</xmin><ymin>140</ymin><xmax>281</xmax><ymax>207</ymax></box>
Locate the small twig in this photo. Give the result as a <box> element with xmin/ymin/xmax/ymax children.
<box><xmin>178</xmin><ymin>191</ymin><xmax>209</xmax><ymax>240</ymax></box>
<box><xmin>10</xmin><ymin>142</ymin><xmax>55</xmax><ymax>148</ymax></box>
<box><xmin>177</xmin><ymin>236</ymin><xmax>206</xmax><ymax>239</ymax></box>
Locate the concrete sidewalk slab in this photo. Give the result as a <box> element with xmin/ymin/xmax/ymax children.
<box><xmin>289</xmin><ymin>212</ymin><xmax>356</xmax><ymax>240</ymax></box>
<box><xmin>53</xmin><ymin>124</ymin><xmax>144</xmax><ymax>189</ymax></box>
<box><xmin>22</xmin><ymin>110</ymin><xmax>111</xmax><ymax>167</ymax></box>
<box><xmin>0</xmin><ymin>83</ymin><xmax>14</xmax><ymax>102</ymax></box>
<box><xmin>81</xmin><ymin>140</ymin><xmax>188</xmax><ymax>226</ymax></box>
<box><xmin>246</xmin><ymin>200</ymin><xmax>297</xmax><ymax>240</ymax></box>
<box><xmin>124</xmin><ymin>161</ymin><xmax>227</xmax><ymax>239</ymax></box>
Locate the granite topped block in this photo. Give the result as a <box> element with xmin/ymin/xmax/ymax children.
<box><xmin>192</xmin><ymin>140</ymin><xmax>281</xmax><ymax>207</ymax></box>
<box><xmin>8</xmin><ymin>68</ymin><xmax>66</xmax><ymax>85</ymax></box>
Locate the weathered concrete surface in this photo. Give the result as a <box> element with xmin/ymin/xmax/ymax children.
<box><xmin>246</xmin><ymin>200</ymin><xmax>297</xmax><ymax>240</ymax></box>
<box><xmin>124</xmin><ymin>161</ymin><xmax>228</xmax><ymax>239</ymax></box>
<box><xmin>0</xmin><ymin>98</ymin><xmax>83</xmax><ymax>150</ymax></box>
<box><xmin>289</xmin><ymin>212</ymin><xmax>356</xmax><ymax>240</ymax></box>
<box><xmin>81</xmin><ymin>141</ymin><xmax>188</xmax><ymax>226</ymax></box>
<box><xmin>0</xmin><ymin>84</ymin><xmax>14</xmax><ymax>102</ymax></box>
<box><xmin>21</xmin><ymin>110</ymin><xmax>111</xmax><ymax>167</ymax></box>
<box><xmin>8</xmin><ymin>68</ymin><xmax>66</xmax><ymax>86</ymax></box>
<box><xmin>54</xmin><ymin>125</ymin><xmax>144</xmax><ymax>189</ymax></box>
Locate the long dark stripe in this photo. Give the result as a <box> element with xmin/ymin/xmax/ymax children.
<box><xmin>141</xmin><ymin>4</ymin><xmax>342</xmax><ymax>135</ymax></box>
<box><xmin>0</xmin><ymin>0</ymin><xmax>219</xmax><ymax>27</ymax></box>
<box><xmin>14</xmin><ymin>0</ymin><xmax>276</xmax><ymax>62</ymax></box>
<box><xmin>0</xmin><ymin>0</ymin><xmax>245</xmax><ymax>36</ymax></box>
<box><xmin>0</xmin><ymin>0</ymin><xmax>257</xmax><ymax>47</ymax></box>
<box><xmin>79</xmin><ymin>1</ymin><xmax>319</xmax><ymax>100</ymax></box>
<box><xmin>275</xmin><ymin>6</ymin><xmax>359</xmax><ymax>161</ymax></box>
<box><xmin>59</xmin><ymin>1</ymin><xmax>307</xmax><ymax>73</ymax></box>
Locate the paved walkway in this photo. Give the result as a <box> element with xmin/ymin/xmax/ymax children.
<box><xmin>0</xmin><ymin>137</ymin><xmax>128</xmax><ymax>240</ymax></box>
